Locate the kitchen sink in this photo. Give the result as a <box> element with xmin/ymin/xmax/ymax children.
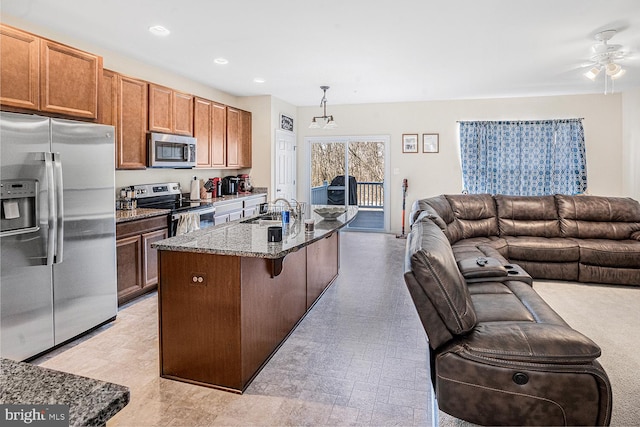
<box><xmin>240</xmin><ymin>213</ymin><xmax>281</xmax><ymax>224</ymax></box>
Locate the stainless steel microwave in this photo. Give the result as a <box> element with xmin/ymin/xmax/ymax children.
<box><xmin>148</xmin><ymin>132</ymin><xmax>197</xmax><ymax>168</ymax></box>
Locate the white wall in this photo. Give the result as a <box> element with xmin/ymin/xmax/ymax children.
<box><xmin>622</xmin><ymin>88</ymin><xmax>640</xmax><ymax>200</ymax></box>
<box><xmin>297</xmin><ymin>93</ymin><xmax>624</xmax><ymax>234</ymax></box>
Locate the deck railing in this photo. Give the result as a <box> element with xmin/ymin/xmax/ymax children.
<box><xmin>311</xmin><ymin>181</ymin><xmax>383</xmax><ymax>209</ymax></box>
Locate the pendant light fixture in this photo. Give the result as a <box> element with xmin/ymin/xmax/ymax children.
<box><xmin>309</xmin><ymin>86</ymin><xmax>337</xmax><ymax>129</ymax></box>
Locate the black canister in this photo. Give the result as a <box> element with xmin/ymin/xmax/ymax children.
<box><xmin>267</xmin><ymin>226</ymin><xmax>282</xmax><ymax>242</ymax></box>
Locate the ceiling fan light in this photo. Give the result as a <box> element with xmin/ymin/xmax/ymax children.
<box><xmin>605</xmin><ymin>62</ymin><xmax>621</xmax><ymax>76</ymax></box>
<box><xmin>584</xmin><ymin>67</ymin><xmax>601</xmax><ymax>81</ymax></box>
<box><xmin>610</xmin><ymin>68</ymin><xmax>626</xmax><ymax>80</ymax></box>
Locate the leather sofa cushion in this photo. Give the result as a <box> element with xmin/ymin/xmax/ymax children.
<box><xmin>408</xmin><ymin>219</ymin><xmax>477</xmax><ymax>335</ymax></box>
<box><xmin>446</xmin><ymin>194</ymin><xmax>499</xmax><ymax>239</ymax></box>
<box><xmin>505</xmin><ymin>236</ymin><xmax>580</xmax><ymax>262</ymax></box>
<box><xmin>460</xmin><ymin>323</ymin><xmax>601</xmax><ymax>363</ymax></box>
<box><xmin>471</xmin><ymin>293</ymin><xmax>535</xmax><ymax>322</ymax></box>
<box><xmin>557</xmin><ymin>194</ymin><xmax>640</xmax><ymax>239</ymax></box>
<box><xmin>495</xmin><ymin>194</ymin><xmax>561</xmax><ymax>237</ymax></box>
<box><xmin>578</xmin><ymin>239</ymin><xmax>640</xmax><ymax>268</ymax></box>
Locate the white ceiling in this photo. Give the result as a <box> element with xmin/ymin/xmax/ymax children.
<box><xmin>2</xmin><ymin>0</ymin><xmax>640</xmax><ymax>106</ymax></box>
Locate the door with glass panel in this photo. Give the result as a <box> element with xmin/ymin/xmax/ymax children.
<box><xmin>309</xmin><ymin>137</ymin><xmax>387</xmax><ymax>231</ymax></box>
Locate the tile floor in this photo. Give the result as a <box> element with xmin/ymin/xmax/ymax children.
<box><xmin>35</xmin><ymin>232</ymin><xmax>436</xmax><ymax>426</ymax></box>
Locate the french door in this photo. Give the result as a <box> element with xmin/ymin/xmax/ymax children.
<box><xmin>307</xmin><ymin>135</ymin><xmax>389</xmax><ymax>231</ymax></box>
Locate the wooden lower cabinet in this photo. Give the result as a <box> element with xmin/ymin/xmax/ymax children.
<box><xmin>116</xmin><ymin>216</ymin><xmax>168</xmax><ymax>305</ymax></box>
<box><xmin>158</xmin><ymin>235</ymin><xmax>338</xmax><ymax>392</ymax></box>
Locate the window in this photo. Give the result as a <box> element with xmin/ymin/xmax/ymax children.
<box><xmin>459</xmin><ymin>119</ymin><xmax>587</xmax><ymax>195</ymax></box>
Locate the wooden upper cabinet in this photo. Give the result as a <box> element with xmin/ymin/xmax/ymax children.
<box><xmin>226</xmin><ymin>107</ymin><xmax>240</xmax><ymax>167</ymax></box>
<box><xmin>148</xmin><ymin>84</ymin><xmax>172</xmax><ymax>133</ymax></box>
<box><xmin>227</xmin><ymin>106</ymin><xmax>252</xmax><ymax>168</ymax></box>
<box><xmin>0</xmin><ymin>24</ymin><xmax>101</xmax><ymax>119</ymax></box>
<box><xmin>173</xmin><ymin>91</ymin><xmax>193</xmax><ymax>136</ymax></box>
<box><xmin>0</xmin><ymin>25</ymin><xmax>40</xmax><ymax>110</ymax></box>
<box><xmin>238</xmin><ymin>109</ymin><xmax>252</xmax><ymax>168</ymax></box>
<box><xmin>99</xmin><ymin>69</ymin><xmax>117</xmax><ymax>126</ymax></box>
<box><xmin>149</xmin><ymin>83</ymin><xmax>193</xmax><ymax>136</ymax></box>
<box><xmin>40</xmin><ymin>39</ymin><xmax>101</xmax><ymax>119</ymax></box>
<box><xmin>117</xmin><ymin>75</ymin><xmax>148</xmax><ymax>169</ymax></box>
<box><xmin>194</xmin><ymin>97</ymin><xmax>212</xmax><ymax>167</ymax></box>
<box><xmin>211</xmin><ymin>102</ymin><xmax>227</xmax><ymax>168</ymax></box>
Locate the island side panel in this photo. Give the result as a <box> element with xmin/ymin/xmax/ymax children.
<box><xmin>306</xmin><ymin>232</ymin><xmax>340</xmax><ymax>309</ymax></box>
<box><xmin>240</xmin><ymin>249</ymin><xmax>307</xmax><ymax>388</ymax></box>
<box><xmin>158</xmin><ymin>250</ymin><xmax>243</xmax><ymax>391</ymax></box>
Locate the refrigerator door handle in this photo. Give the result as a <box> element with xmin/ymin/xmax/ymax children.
<box><xmin>53</xmin><ymin>153</ymin><xmax>64</xmax><ymax>264</ymax></box>
<box><xmin>44</xmin><ymin>152</ymin><xmax>56</xmax><ymax>266</ymax></box>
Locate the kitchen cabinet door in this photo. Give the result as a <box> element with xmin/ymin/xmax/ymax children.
<box><xmin>226</xmin><ymin>107</ymin><xmax>240</xmax><ymax>167</ymax></box>
<box><xmin>194</xmin><ymin>97</ymin><xmax>212</xmax><ymax>167</ymax></box>
<box><xmin>40</xmin><ymin>39</ymin><xmax>101</xmax><ymax>119</ymax></box>
<box><xmin>148</xmin><ymin>83</ymin><xmax>172</xmax><ymax>134</ymax></box>
<box><xmin>238</xmin><ymin>109</ymin><xmax>252</xmax><ymax>168</ymax></box>
<box><xmin>172</xmin><ymin>91</ymin><xmax>193</xmax><ymax>136</ymax></box>
<box><xmin>117</xmin><ymin>75</ymin><xmax>148</xmax><ymax>169</ymax></box>
<box><xmin>142</xmin><ymin>228</ymin><xmax>168</xmax><ymax>288</ymax></box>
<box><xmin>99</xmin><ymin>69</ymin><xmax>117</xmax><ymax>126</ymax></box>
<box><xmin>226</xmin><ymin>106</ymin><xmax>252</xmax><ymax>168</ymax></box>
<box><xmin>211</xmin><ymin>101</ymin><xmax>227</xmax><ymax>168</ymax></box>
<box><xmin>0</xmin><ymin>25</ymin><xmax>40</xmax><ymax>111</ymax></box>
<box><xmin>116</xmin><ymin>235</ymin><xmax>143</xmax><ymax>305</ymax></box>
<box><xmin>116</xmin><ymin>216</ymin><xmax>167</xmax><ymax>305</ymax></box>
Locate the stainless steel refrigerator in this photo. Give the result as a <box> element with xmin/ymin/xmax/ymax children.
<box><xmin>1</xmin><ymin>111</ymin><xmax>117</xmax><ymax>361</ymax></box>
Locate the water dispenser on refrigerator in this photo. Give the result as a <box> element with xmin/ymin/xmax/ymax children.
<box><xmin>0</xmin><ymin>179</ymin><xmax>38</xmax><ymax>236</ymax></box>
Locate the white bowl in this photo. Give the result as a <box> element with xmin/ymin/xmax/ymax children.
<box><xmin>314</xmin><ymin>207</ymin><xmax>347</xmax><ymax>220</ymax></box>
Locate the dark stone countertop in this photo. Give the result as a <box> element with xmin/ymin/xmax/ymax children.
<box><xmin>0</xmin><ymin>358</ymin><xmax>129</xmax><ymax>427</ymax></box>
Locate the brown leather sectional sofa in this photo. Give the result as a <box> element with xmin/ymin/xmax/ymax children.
<box><xmin>404</xmin><ymin>194</ymin><xmax>640</xmax><ymax>425</ymax></box>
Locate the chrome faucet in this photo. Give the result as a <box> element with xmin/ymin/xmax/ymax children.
<box><xmin>272</xmin><ymin>198</ymin><xmax>293</xmax><ymax>215</ymax></box>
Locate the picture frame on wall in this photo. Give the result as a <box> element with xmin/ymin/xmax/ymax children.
<box><xmin>280</xmin><ymin>114</ymin><xmax>294</xmax><ymax>132</ymax></box>
<box><xmin>402</xmin><ymin>134</ymin><xmax>419</xmax><ymax>153</ymax></box>
<box><xmin>422</xmin><ymin>133</ymin><xmax>439</xmax><ymax>153</ymax></box>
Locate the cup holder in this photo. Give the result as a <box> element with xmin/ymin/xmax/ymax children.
<box><xmin>504</xmin><ymin>264</ymin><xmax>514</xmax><ymax>269</ymax></box>
<box><xmin>507</xmin><ymin>270</ymin><xmax>519</xmax><ymax>275</ymax></box>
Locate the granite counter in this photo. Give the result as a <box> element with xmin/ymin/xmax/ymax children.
<box><xmin>0</xmin><ymin>358</ymin><xmax>129</xmax><ymax>426</ymax></box>
<box><xmin>152</xmin><ymin>205</ymin><xmax>358</xmax><ymax>258</ymax></box>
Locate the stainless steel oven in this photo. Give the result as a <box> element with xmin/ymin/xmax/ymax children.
<box><xmin>131</xmin><ymin>182</ymin><xmax>216</xmax><ymax>236</ymax></box>
<box><xmin>170</xmin><ymin>205</ymin><xmax>215</xmax><ymax>237</ymax></box>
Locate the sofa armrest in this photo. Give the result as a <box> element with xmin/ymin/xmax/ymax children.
<box><xmin>460</xmin><ymin>323</ymin><xmax>601</xmax><ymax>364</ymax></box>
<box><xmin>632</xmin><ymin>231</ymin><xmax>640</xmax><ymax>241</ymax></box>
<box><xmin>457</xmin><ymin>257</ymin><xmax>507</xmax><ymax>279</ymax></box>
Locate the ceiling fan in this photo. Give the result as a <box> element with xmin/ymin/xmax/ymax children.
<box><xmin>583</xmin><ymin>29</ymin><xmax>627</xmax><ymax>92</ymax></box>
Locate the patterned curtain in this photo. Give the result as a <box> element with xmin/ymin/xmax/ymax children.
<box><xmin>459</xmin><ymin>119</ymin><xmax>587</xmax><ymax>195</ymax></box>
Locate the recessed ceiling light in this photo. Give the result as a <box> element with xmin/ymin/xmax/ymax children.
<box><xmin>253</xmin><ymin>78</ymin><xmax>265</xmax><ymax>83</ymax></box>
<box><xmin>148</xmin><ymin>25</ymin><xmax>170</xmax><ymax>36</ymax></box>
<box><xmin>214</xmin><ymin>58</ymin><xmax>229</xmax><ymax>65</ymax></box>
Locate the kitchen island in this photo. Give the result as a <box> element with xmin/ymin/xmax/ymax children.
<box><xmin>152</xmin><ymin>206</ymin><xmax>357</xmax><ymax>393</ymax></box>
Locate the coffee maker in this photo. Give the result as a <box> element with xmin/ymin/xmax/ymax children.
<box><xmin>238</xmin><ymin>174</ymin><xmax>253</xmax><ymax>193</ymax></box>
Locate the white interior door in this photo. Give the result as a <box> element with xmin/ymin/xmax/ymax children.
<box><xmin>274</xmin><ymin>129</ymin><xmax>297</xmax><ymax>201</ymax></box>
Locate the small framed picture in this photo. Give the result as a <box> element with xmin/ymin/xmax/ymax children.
<box><xmin>280</xmin><ymin>114</ymin><xmax>294</xmax><ymax>132</ymax></box>
<box><xmin>422</xmin><ymin>133</ymin><xmax>439</xmax><ymax>153</ymax></box>
<box><xmin>402</xmin><ymin>134</ymin><xmax>419</xmax><ymax>153</ymax></box>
